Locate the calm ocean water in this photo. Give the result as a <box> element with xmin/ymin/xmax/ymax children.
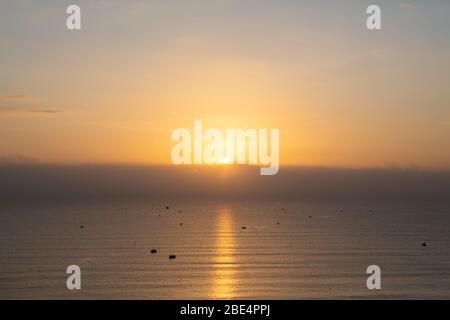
<box><xmin>0</xmin><ymin>200</ymin><xmax>449</xmax><ymax>299</ymax></box>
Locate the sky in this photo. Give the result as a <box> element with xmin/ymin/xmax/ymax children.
<box><xmin>1</xmin><ymin>0</ymin><xmax>449</xmax><ymax>169</ymax></box>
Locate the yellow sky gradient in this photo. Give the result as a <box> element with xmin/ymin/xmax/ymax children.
<box><xmin>1</xmin><ymin>1</ymin><xmax>449</xmax><ymax>169</ymax></box>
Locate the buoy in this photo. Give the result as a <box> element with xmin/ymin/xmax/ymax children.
<box><xmin>169</xmin><ymin>255</ymin><xmax>176</xmax><ymax>259</ymax></box>
<box><xmin>241</xmin><ymin>226</ymin><xmax>247</xmax><ymax>230</ymax></box>
<box><xmin>422</xmin><ymin>242</ymin><xmax>427</xmax><ymax>247</ymax></box>
<box><xmin>151</xmin><ymin>249</ymin><xmax>157</xmax><ymax>254</ymax></box>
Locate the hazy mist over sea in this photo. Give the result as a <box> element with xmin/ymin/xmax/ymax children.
<box><xmin>1</xmin><ymin>165</ymin><xmax>450</xmax><ymax>203</ymax></box>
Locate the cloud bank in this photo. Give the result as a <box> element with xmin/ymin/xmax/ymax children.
<box><xmin>0</xmin><ymin>165</ymin><xmax>449</xmax><ymax>203</ymax></box>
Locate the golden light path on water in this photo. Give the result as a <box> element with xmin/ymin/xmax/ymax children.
<box><xmin>210</xmin><ymin>207</ymin><xmax>236</xmax><ymax>299</ymax></box>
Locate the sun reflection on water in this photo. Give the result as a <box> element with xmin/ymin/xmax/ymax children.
<box><xmin>210</xmin><ymin>207</ymin><xmax>236</xmax><ymax>299</ymax></box>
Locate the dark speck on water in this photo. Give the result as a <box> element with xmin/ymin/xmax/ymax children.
<box><xmin>422</xmin><ymin>242</ymin><xmax>427</xmax><ymax>247</ymax></box>
<box><xmin>166</xmin><ymin>206</ymin><xmax>170</xmax><ymax>210</ymax></box>
<box><xmin>169</xmin><ymin>255</ymin><xmax>176</xmax><ymax>259</ymax></box>
<box><xmin>241</xmin><ymin>226</ymin><xmax>247</xmax><ymax>230</ymax></box>
<box><xmin>151</xmin><ymin>249</ymin><xmax>157</xmax><ymax>254</ymax></box>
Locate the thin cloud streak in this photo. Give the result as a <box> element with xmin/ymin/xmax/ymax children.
<box><xmin>0</xmin><ymin>94</ymin><xmax>37</xmax><ymax>101</ymax></box>
<box><xmin>0</xmin><ymin>107</ymin><xmax>61</xmax><ymax>116</ymax></box>
<box><xmin>0</xmin><ymin>94</ymin><xmax>59</xmax><ymax>116</ymax></box>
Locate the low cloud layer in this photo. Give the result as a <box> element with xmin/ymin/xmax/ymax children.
<box><xmin>0</xmin><ymin>165</ymin><xmax>449</xmax><ymax>203</ymax></box>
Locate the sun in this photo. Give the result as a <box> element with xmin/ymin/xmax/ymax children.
<box><xmin>221</xmin><ymin>157</ymin><xmax>231</xmax><ymax>165</ymax></box>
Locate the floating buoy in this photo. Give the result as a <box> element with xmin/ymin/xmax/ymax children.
<box><xmin>151</xmin><ymin>249</ymin><xmax>157</xmax><ymax>254</ymax></box>
<box><xmin>169</xmin><ymin>255</ymin><xmax>176</xmax><ymax>259</ymax></box>
<box><xmin>422</xmin><ymin>242</ymin><xmax>427</xmax><ymax>247</ymax></box>
<box><xmin>241</xmin><ymin>226</ymin><xmax>247</xmax><ymax>230</ymax></box>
